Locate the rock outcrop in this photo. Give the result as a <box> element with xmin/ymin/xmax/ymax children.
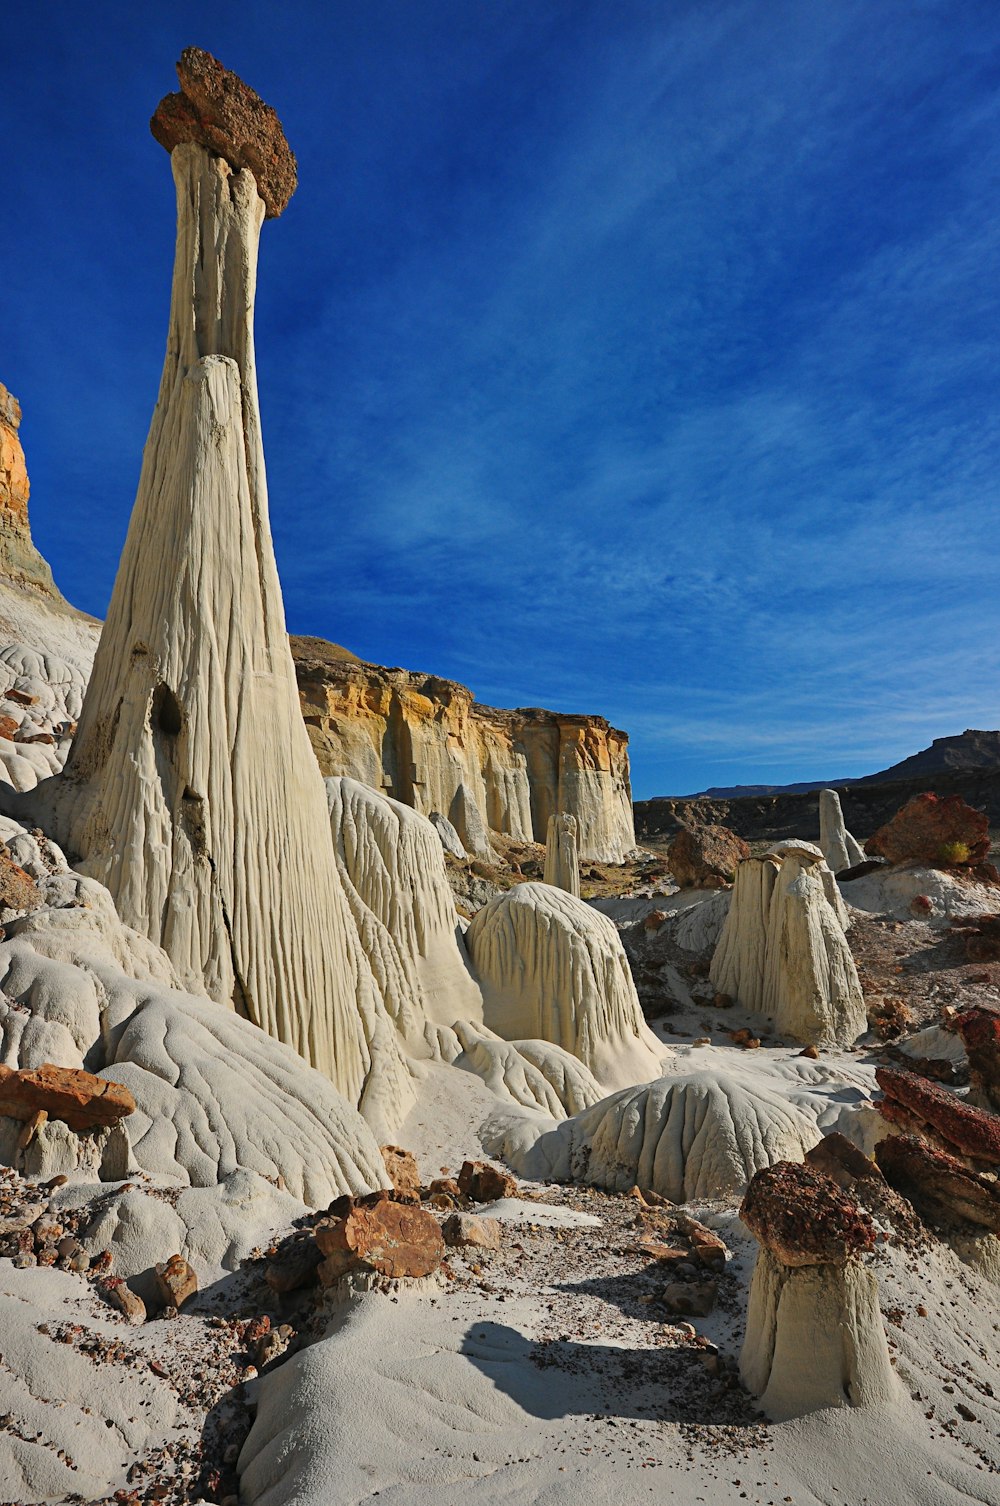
<box><xmin>0</xmin><ymin>384</ymin><xmax>65</xmax><ymax>598</ymax></box>
<box><xmin>710</xmin><ymin>848</ymin><xmax>865</xmax><ymax>1046</ymax></box>
<box><xmin>875</xmin><ymin>1134</ymin><xmax>1000</xmax><ymax>1234</ymax></box>
<box><xmin>292</xmin><ymin>642</ymin><xmax>636</xmax><ymax>862</ymax></box>
<box><xmin>818</xmin><ymin>788</ymin><xmax>865</xmax><ymax>874</ymax></box>
<box><xmin>953</xmin><ymin>1006</ymin><xmax>1000</xmax><ymax>1112</ymax></box>
<box><xmin>19</xmin><ymin>59</ymin><xmax>400</xmax><ymax>1112</ymax></box>
<box><xmin>543</xmin><ymin>812</ymin><xmax>580</xmax><ymax>897</ymax></box>
<box><xmin>866</xmin><ymin>791</ymin><xmax>990</xmax><ymax>868</ymax></box>
<box><xmin>465</xmin><ymin>882</ymin><xmax>663</xmax><ymax>1090</ymax></box>
<box><xmin>325</xmin><ymin>777</ymin><xmax>482</xmax><ymax>1052</ymax></box>
<box><xmin>739</xmin><ymin>1161</ymin><xmax>896</xmax><ymax>1419</ymax></box>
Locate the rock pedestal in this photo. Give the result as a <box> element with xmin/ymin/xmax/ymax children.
<box><xmin>543</xmin><ymin>812</ymin><xmax>580</xmax><ymax>897</ymax></box>
<box><xmin>739</xmin><ymin>1162</ymin><xmax>896</xmax><ymax>1419</ymax></box>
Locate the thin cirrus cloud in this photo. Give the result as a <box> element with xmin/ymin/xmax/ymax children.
<box><xmin>5</xmin><ymin>1</ymin><xmax>1000</xmax><ymax>798</ymax></box>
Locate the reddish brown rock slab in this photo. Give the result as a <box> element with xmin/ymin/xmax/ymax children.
<box><xmin>952</xmin><ymin>1006</ymin><xmax>1000</xmax><ymax>1112</ymax></box>
<box><xmin>865</xmin><ymin>792</ymin><xmax>990</xmax><ymax>868</ymax></box>
<box><xmin>740</xmin><ymin>1161</ymin><xmax>876</xmax><ymax>1267</ymax></box>
<box><xmin>153</xmin><ymin>1254</ymin><xmax>198</xmax><ymax>1310</ymax></box>
<box><xmin>441</xmin><ymin>1212</ymin><xmax>501</xmax><ymax>1251</ymax></box>
<box><xmin>0</xmin><ymin>846</ymin><xmax>39</xmax><ymax>912</ymax></box>
<box><xmin>805</xmin><ymin>1132</ymin><xmax>883</xmax><ymax>1190</ymax></box>
<box><xmin>876</xmin><ymin>1065</ymin><xmax>1000</xmax><ymax>1166</ymax></box>
<box><xmin>0</xmin><ymin>1063</ymin><xmax>134</xmax><ymax>1130</ymax></box>
<box><xmin>876</xmin><ymin>1134</ymin><xmax>1000</xmax><ymax>1234</ymax></box>
<box><xmin>315</xmin><ymin>1198</ymin><xmax>444</xmax><ymax>1282</ymax></box>
<box><xmin>667</xmin><ymin>823</ymin><xmax>748</xmax><ymax>889</ymax></box>
<box><xmin>457</xmin><ymin>1160</ymin><xmax>518</xmax><ymax>1203</ymax></box>
<box><xmin>151</xmin><ymin>46</ymin><xmax>297</xmax><ymax>217</ymax></box>
<box><xmin>0</xmin><ymin>714</ymin><xmax>18</xmax><ymax>741</ymax></box>
<box><xmin>380</xmin><ymin>1145</ymin><xmax>422</xmax><ymax>1199</ymax></box>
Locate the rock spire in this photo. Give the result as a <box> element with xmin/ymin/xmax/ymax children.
<box><xmin>27</xmin><ymin>56</ymin><xmax>378</xmax><ymax>1107</ymax></box>
<box><xmin>543</xmin><ymin>812</ymin><xmax>580</xmax><ymax>897</ymax></box>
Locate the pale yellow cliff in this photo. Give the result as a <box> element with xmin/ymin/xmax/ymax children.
<box><xmin>291</xmin><ymin>638</ymin><xmax>636</xmax><ymax>863</ymax></box>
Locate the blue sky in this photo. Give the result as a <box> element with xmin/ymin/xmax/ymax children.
<box><xmin>5</xmin><ymin>1</ymin><xmax>1000</xmax><ymax>797</ymax></box>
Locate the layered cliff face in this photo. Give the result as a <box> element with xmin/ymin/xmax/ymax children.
<box><xmin>292</xmin><ymin>639</ymin><xmax>636</xmax><ymax>863</ymax></box>
<box><xmin>0</xmin><ymin>384</ymin><xmax>67</xmax><ymax>601</ymax></box>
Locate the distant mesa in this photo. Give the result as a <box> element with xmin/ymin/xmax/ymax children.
<box><xmin>151</xmin><ymin>45</ymin><xmax>298</xmax><ymax>218</ymax></box>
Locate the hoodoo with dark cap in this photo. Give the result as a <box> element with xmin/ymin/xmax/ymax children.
<box><xmin>22</xmin><ymin>50</ymin><xmax>405</xmax><ymax>1116</ymax></box>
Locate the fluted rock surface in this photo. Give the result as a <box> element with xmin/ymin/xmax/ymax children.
<box><xmin>465</xmin><ymin>882</ymin><xmax>663</xmax><ymax>1089</ymax></box>
<box><xmin>26</xmin><ymin>139</ymin><xmax>387</xmax><ymax>1109</ymax></box>
<box><xmin>293</xmin><ymin>644</ymin><xmax>636</xmax><ymax>863</ymax></box>
<box><xmin>543</xmin><ymin>812</ymin><xmax>580</xmax><ymax>896</ymax></box>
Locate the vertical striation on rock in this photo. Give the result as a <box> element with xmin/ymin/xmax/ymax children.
<box><xmin>292</xmin><ymin>644</ymin><xmax>636</xmax><ymax>862</ymax></box>
<box><xmin>465</xmin><ymin>881</ymin><xmax>664</xmax><ymax>1089</ymax></box>
<box><xmin>26</xmin><ymin>58</ymin><xmax>385</xmax><ymax>1109</ymax></box>
<box><xmin>739</xmin><ymin>1161</ymin><xmax>897</xmax><ymax>1419</ymax></box>
<box><xmin>710</xmin><ymin>847</ymin><xmax>865</xmax><ymax>1046</ymax></box>
<box><xmin>543</xmin><ymin>813</ymin><xmax>580</xmax><ymax>897</ymax></box>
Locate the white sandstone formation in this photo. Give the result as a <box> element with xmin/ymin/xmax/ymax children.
<box><xmin>429</xmin><ymin>810</ymin><xmax>466</xmax><ymax>859</ymax></box>
<box><xmin>710</xmin><ymin>848</ymin><xmax>865</xmax><ymax>1047</ymax></box>
<box><xmin>710</xmin><ymin>857</ymin><xmax>777</xmax><ymax>1015</ymax></box>
<box><xmin>327</xmin><ymin>777</ymin><xmax>482</xmax><ymax>1044</ymax></box>
<box><xmin>484</xmin><ymin>1068</ymin><xmax>820</xmax><ymax>1202</ymax></box>
<box><xmin>761</xmin><ymin>851</ymin><xmax>865</xmax><ymax>1045</ymax></box>
<box><xmin>20</xmin><ymin>144</ymin><xmax>397</xmax><ymax>1109</ymax></box>
<box><xmin>740</xmin><ymin>1248</ymin><xmax>897</xmax><ymax>1419</ymax></box>
<box><xmin>0</xmin><ymin>826</ymin><xmax>389</xmax><ymax>1273</ymax></box>
<box><xmin>446</xmin><ymin>1018</ymin><xmax>604</xmax><ymax>1118</ymax></box>
<box><xmin>465</xmin><ymin>882</ymin><xmax>664</xmax><ymax>1090</ymax></box>
<box><xmin>543</xmin><ymin>811</ymin><xmax>580</xmax><ymax>897</ymax></box>
<box><xmin>819</xmin><ymin>788</ymin><xmax>865</xmax><ymax>874</ymax></box>
<box><xmin>451</xmin><ymin>781</ymin><xmax>493</xmax><ymax>859</ymax></box>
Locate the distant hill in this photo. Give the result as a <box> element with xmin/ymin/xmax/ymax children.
<box><xmin>674</xmin><ymin>729</ymin><xmax>1000</xmax><ymax>800</ymax></box>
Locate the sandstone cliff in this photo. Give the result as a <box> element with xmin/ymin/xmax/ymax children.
<box><xmin>291</xmin><ymin>638</ymin><xmax>636</xmax><ymax>863</ymax></box>
<box><xmin>0</xmin><ymin>384</ymin><xmax>66</xmax><ymax>599</ymax></box>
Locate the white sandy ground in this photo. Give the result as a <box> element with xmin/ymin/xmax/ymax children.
<box><xmin>238</xmin><ymin>1057</ymin><xmax>1000</xmax><ymax>1506</ymax></box>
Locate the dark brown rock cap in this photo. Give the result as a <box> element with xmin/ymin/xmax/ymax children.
<box><xmin>151</xmin><ymin>46</ymin><xmax>297</xmax><ymax>217</ymax></box>
<box><xmin>740</xmin><ymin>1160</ymin><xmax>876</xmax><ymax>1267</ymax></box>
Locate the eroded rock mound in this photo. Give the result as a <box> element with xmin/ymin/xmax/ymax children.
<box><xmin>486</xmin><ymin>1069</ymin><xmax>820</xmax><ymax>1203</ymax></box>
<box><xmin>866</xmin><ymin>791</ymin><xmax>990</xmax><ymax>868</ymax></box>
<box><xmin>465</xmin><ymin>882</ymin><xmax>663</xmax><ymax>1089</ymax></box>
<box><xmin>151</xmin><ymin>46</ymin><xmax>297</xmax><ymax>217</ymax></box>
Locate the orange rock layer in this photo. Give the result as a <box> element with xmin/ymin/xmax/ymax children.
<box><xmin>292</xmin><ymin>640</ymin><xmax>636</xmax><ymax>862</ymax></box>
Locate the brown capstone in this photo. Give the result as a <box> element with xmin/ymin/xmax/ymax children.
<box><xmin>740</xmin><ymin>1161</ymin><xmax>876</xmax><ymax>1267</ymax></box>
<box><xmin>150</xmin><ymin>46</ymin><xmax>297</xmax><ymax>218</ymax></box>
